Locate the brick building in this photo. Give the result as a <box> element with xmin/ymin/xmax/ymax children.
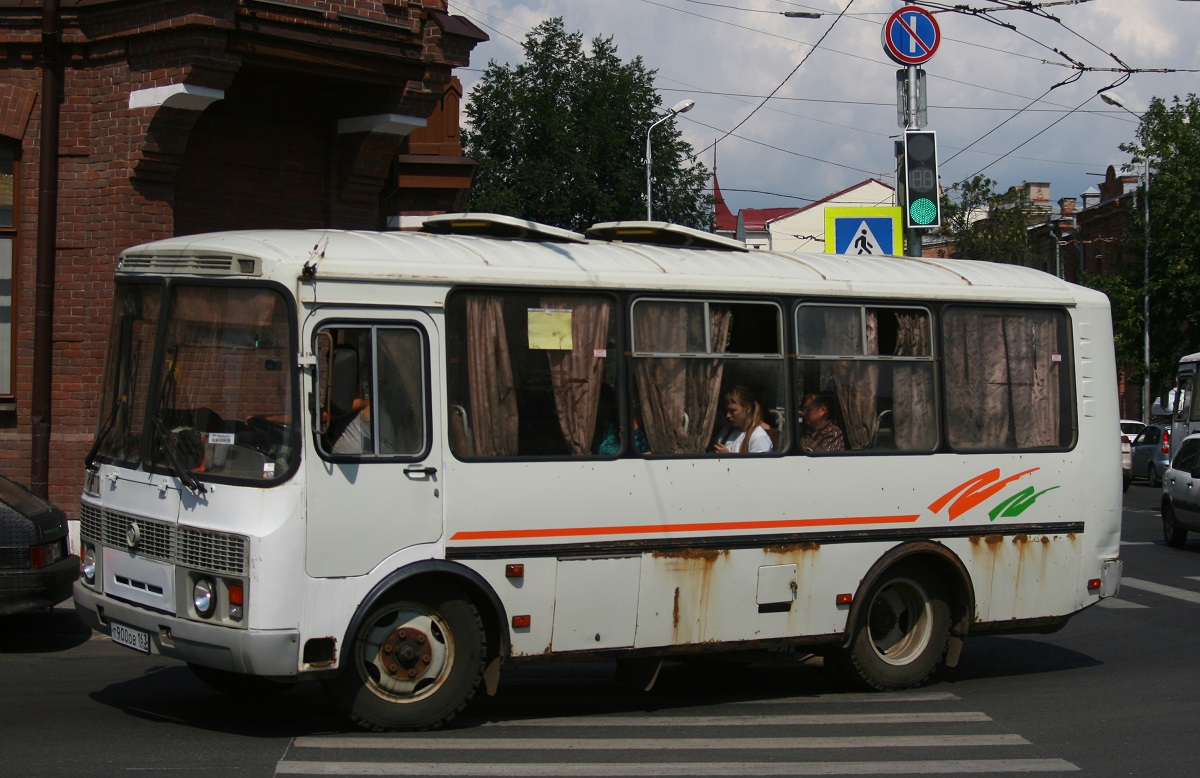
<box><xmin>0</xmin><ymin>0</ymin><xmax>485</xmax><ymax>509</ymax></box>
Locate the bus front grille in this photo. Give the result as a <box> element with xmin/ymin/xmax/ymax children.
<box><xmin>78</xmin><ymin>502</ymin><xmax>247</xmax><ymax>575</ymax></box>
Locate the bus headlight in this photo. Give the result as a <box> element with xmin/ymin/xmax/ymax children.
<box><xmin>193</xmin><ymin>577</ymin><xmax>216</xmax><ymax>618</ymax></box>
<box><xmin>81</xmin><ymin>546</ymin><xmax>96</xmax><ymax>584</ymax></box>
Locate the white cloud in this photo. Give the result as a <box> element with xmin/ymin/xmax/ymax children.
<box><xmin>449</xmin><ymin>0</ymin><xmax>1200</xmax><ymax>213</ymax></box>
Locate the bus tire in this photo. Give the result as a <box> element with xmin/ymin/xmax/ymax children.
<box><xmin>834</xmin><ymin>562</ymin><xmax>951</xmax><ymax>691</ymax></box>
<box><xmin>188</xmin><ymin>663</ymin><xmax>290</xmax><ymax>698</ymax></box>
<box><xmin>331</xmin><ymin>585</ymin><xmax>485</xmax><ymax>732</ymax></box>
<box><xmin>1163</xmin><ymin>504</ymin><xmax>1188</xmax><ymax>548</ymax></box>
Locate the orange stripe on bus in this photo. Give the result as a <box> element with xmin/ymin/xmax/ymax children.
<box><xmin>450</xmin><ymin>514</ymin><xmax>921</xmax><ymax>541</ymax></box>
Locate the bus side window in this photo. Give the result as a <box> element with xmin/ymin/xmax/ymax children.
<box><xmin>1174</xmin><ymin>377</ymin><xmax>1191</xmax><ymax>421</ymax></box>
<box><xmin>315</xmin><ymin>325</ymin><xmax>427</xmax><ymax>458</ymax></box>
<box><xmin>632</xmin><ymin>298</ymin><xmax>785</xmax><ymax>456</ymax></box>
<box><xmin>942</xmin><ymin>306</ymin><xmax>1072</xmax><ymax>451</ymax></box>
<box><xmin>795</xmin><ymin>304</ymin><xmax>935</xmax><ymax>453</ymax></box>
<box><xmin>446</xmin><ymin>291</ymin><xmax>618</xmax><ymax>458</ymax></box>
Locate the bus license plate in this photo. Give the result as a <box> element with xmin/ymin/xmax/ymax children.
<box><xmin>110</xmin><ymin>622</ymin><xmax>151</xmax><ymax>654</ymax></box>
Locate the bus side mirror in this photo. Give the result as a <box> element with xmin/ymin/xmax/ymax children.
<box><xmin>329</xmin><ymin>347</ymin><xmax>358</xmax><ymax>418</ymax></box>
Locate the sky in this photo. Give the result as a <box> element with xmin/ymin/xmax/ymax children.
<box><xmin>445</xmin><ymin>0</ymin><xmax>1200</xmax><ymax>217</ymax></box>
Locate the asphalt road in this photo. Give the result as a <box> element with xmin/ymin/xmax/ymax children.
<box><xmin>2</xmin><ymin>481</ymin><xmax>1195</xmax><ymax>777</ymax></box>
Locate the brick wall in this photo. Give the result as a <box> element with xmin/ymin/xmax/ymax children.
<box><xmin>0</xmin><ymin>0</ymin><xmax>484</xmax><ymax>510</ymax></box>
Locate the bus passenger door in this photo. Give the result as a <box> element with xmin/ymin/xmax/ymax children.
<box><xmin>304</xmin><ymin>314</ymin><xmax>443</xmax><ymax>578</ymax></box>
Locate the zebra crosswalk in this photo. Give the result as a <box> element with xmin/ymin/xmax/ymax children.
<box><xmin>274</xmin><ymin>689</ymin><xmax>1078</xmax><ymax>776</ymax></box>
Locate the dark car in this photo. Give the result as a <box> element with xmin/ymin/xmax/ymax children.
<box><xmin>1131</xmin><ymin>423</ymin><xmax>1171</xmax><ymax>487</ymax></box>
<box><xmin>0</xmin><ymin>474</ymin><xmax>79</xmax><ymax>616</ymax></box>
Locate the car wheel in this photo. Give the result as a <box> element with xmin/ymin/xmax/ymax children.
<box><xmin>1163</xmin><ymin>504</ymin><xmax>1188</xmax><ymax>548</ymax></box>
<box><xmin>828</xmin><ymin>561</ymin><xmax>951</xmax><ymax>691</ymax></box>
<box><xmin>328</xmin><ymin>584</ymin><xmax>485</xmax><ymax>732</ymax></box>
<box><xmin>1148</xmin><ymin>463</ymin><xmax>1161</xmax><ymax>488</ymax></box>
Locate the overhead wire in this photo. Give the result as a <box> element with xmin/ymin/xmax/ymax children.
<box><xmin>450</xmin><ymin>0</ymin><xmax>1173</xmax><ymax>207</ymax></box>
<box><xmin>694</xmin><ymin>0</ymin><xmax>858</xmax><ymax>159</ymax></box>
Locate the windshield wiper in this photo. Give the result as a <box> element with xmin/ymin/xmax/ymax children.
<box><xmin>151</xmin><ymin>416</ymin><xmax>207</xmax><ymax>495</ymax></box>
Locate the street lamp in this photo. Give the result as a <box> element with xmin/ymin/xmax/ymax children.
<box><xmin>1101</xmin><ymin>91</ymin><xmax>1152</xmax><ymax>424</ymax></box>
<box><xmin>646</xmin><ymin>99</ymin><xmax>695</xmax><ymax>221</ymax></box>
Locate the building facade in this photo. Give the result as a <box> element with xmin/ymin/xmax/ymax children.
<box><xmin>0</xmin><ymin>0</ymin><xmax>485</xmax><ymax>508</ymax></box>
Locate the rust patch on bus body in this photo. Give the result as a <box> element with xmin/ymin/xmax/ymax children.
<box><xmin>651</xmin><ymin>548</ymin><xmax>726</xmax><ymax>562</ymax></box>
<box><xmin>648</xmin><ymin>549</ymin><xmax>731</xmax><ymax>646</ymax></box>
<box><xmin>765</xmin><ymin>541</ymin><xmax>820</xmax><ymax>555</ymax></box>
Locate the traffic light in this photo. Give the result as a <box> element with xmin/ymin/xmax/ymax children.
<box><xmin>903</xmin><ymin>130</ymin><xmax>940</xmax><ymax>228</ymax></box>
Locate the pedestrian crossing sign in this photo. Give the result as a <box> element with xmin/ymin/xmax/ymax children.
<box><xmin>825</xmin><ymin>207</ymin><xmax>903</xmax><ymax>256</ymax></box>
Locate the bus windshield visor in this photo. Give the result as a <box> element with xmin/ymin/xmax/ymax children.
<box><xmin>92</xmin><ymin>283</ymin><xmax>296</xmax><ymax>485</ymax></box>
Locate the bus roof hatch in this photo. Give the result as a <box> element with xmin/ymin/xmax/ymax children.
<box><xmin>421</xmin><ymin>213</ymin><xmax>588</xmax><ymax>243</ymax></box>
<box><xmin>587</xmin><ymin>221</ymin><xmax>748</xmax><ymax>251</ymax></box>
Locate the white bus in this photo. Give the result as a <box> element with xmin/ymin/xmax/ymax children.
<box><xmin>74</xmin><ymin>215</ymin><xmax>1123</xmax><ymax>731</ymax></box>
<box><xmin>1171</xmin><ymin>353</ymin><xmax>1200</xmax><ymax>453</ymax></box>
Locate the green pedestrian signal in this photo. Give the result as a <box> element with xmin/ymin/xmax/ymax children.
<box><xmin>903</xmin><ymin>130</ymin><xmax>940</xmax><ymax>229</ymax></box>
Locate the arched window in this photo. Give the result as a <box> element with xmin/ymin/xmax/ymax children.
<box><xmin>0</xmin><ymin>141</ymin><xmax>16</xmax><ymax>405</ymax></box>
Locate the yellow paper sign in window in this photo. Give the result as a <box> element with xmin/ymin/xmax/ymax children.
<box><xmin>527</xmin><ymin>308</ymin><xmax>573</xmax><ymax>350</ymax></box>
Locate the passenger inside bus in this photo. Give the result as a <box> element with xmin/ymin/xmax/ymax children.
<box><xmin>323</xmin><ymin>343</ymin><xmax>374</xmax><ymax>455</ymax></box>
<box><xmin>798</xmin><ymin>391</ymin><xmax>846</xmax><ymax>452</ymax></box>
<box><xmin>711</xmin><ymin>385</ymin><xmax>773</xmax><ymax>454</ymax></box>
<box><xmin>330</xmin><ymin>397</ymin><xmax>371</xmax><ymax>455</ymax></box>
<box><xmin>594</xmin><ymin>386</ymin><xmax>650</xmax><ymax>455</ymax></box>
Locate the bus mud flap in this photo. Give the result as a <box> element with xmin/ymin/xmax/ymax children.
<box><xmin>615</xmin><ymin>657</ymin><xmax>663</xmax><ymax>692</ymax></box>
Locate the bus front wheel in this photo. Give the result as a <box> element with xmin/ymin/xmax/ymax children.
<box><xmin>833</xmin><ymin>562</ymin><xmax>951</xmax><ymax>691</ymax></box>
<box><xmin>330</xmin><ymin>586</ymin><xmax>485</xmax><ymax>731</ymax></box>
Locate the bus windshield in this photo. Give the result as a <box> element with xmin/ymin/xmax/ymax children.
<box><xmin>91</xmin><ymin>282</ymin><xmax>295</xmax><ymax>486</ymax></box>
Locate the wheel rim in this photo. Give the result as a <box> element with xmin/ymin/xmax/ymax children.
<box><xmin>357</xmin><ymin>603</ymin><xmax>454</xmax><ymax>703</ymax></box>
<box><xmin>866</xmin><ymin>576</ymin><xmax>933</xmax><ymax>666</ymax></box>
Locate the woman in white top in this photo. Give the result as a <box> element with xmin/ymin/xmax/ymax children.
<box><xmin>712</xmin><ymin>386</ymin><xmax>773</xmax><ymax>454</ymax></box>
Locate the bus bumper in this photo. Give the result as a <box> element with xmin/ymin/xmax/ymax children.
<box><xmin>73</xmin><ymin>582</ymin><xmax>301</xmax><ymax>677</ymax></box>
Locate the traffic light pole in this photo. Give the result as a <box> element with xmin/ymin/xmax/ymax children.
<box><xmin>905</xmin><ymin>64</ymin><xmax>921</xmax><ymax>258</ymax></box>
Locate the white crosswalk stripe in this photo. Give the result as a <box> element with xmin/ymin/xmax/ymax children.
<box><xmin>275</xmin><ymin>759</ymin><xmax>1077</xmax><ymax>775</ymax></box>
<box><xmin>1121</xmin><ymin>577</ymin><xmax>1200</xmax><ymax>605</ymax></box>
<box><xmin>276</xmin><ymin>689</ymin><xmax>1078</xmax><ymax>776</ymax></box>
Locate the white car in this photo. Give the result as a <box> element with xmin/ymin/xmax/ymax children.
<box><xmin>1161</xmin><ymin>432</ymin><xmax>1200</xmax><ymax>547</ymax></box>
<box><xmin>1122</xmin><ymin>436</ymin><xmax>1132</xmax><ymax>492</ymax></box>
<box><xmin>1121</xmin><ymin>418</ymin><xmax>1146</xmax><ymax>444</ymax></box>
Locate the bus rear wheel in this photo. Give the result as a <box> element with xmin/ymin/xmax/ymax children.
<box><xmin>833</xmin><ymin>562</ymin><xmax>951</xmax><ymax>691</ymax></box>
<box><xmin>330</xmin><ymin>586</ymin><xmax>485</xmax><ymax>732</ymax></box>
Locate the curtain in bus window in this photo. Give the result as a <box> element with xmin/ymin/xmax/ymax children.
<box><xmin>466</xmin><ymin>295</ymin><xmax>518</xmax><ymax>456</ymax></box>
<box><xmin>1010</xmin><ymin>310</ymin><xmax>1061</xmax><ymax>448</ymax></box>
<box><xmin>376</xmin><ymin>328</ymin><xmax>425</xmax><ymax>456</ymax></box>
<box><xmin>541</xmin><ymin>297</ymin><xmax>610</xmax><ymax>455</ymax></box>
<box><xmin>945</xmin><ymin>312</ymin><xmax>1008</xmax><ymax>448</ymax></box>
<box><xmin>892</xmin><ymin>311</ymin><xmax>936</xmax><ymax>450</ymax></box>
<box><xmin>944</xmin><ymin>309</ymin><xmax>1062</xmax><ymax>450</ymax></box>
<box><xmin>828</xmin><ymin>309</ymin><xmax>878</xmax><ymax>450</ymax></box>
<box><xmin>633</xmin><ymin>302</ymin><xmax>731</xmax><ymax>454</ymax></box>
<box><xmin>170</xmin><ymin>285</ymin><xmax>279</xmax><ymax>330</ymax></box>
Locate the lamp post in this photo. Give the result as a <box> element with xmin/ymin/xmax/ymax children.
<box><xmin>646</xmin><ymin>99</ymin><xmax>695</xmax><ymax>221</ymax></box>
<box><xmin>1102</xmin><ymin>91</ymin><xmax>1152</xmax><ymax>423</ymax></box>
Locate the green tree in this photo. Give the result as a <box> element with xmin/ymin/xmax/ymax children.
<box><xmin>939</xmin><ymin>175</ymin><xmax>1035</xmax><ymax>264</ymax></box>
<box><xmin>462</xmin><ymin>18</ymin><xmax>711</xmax><ymax>232</ymax></box>
<box><xmin>1102</xmin><ymin>94</ymin><xmax>1200</xmax><ymax>402</ymax></box>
